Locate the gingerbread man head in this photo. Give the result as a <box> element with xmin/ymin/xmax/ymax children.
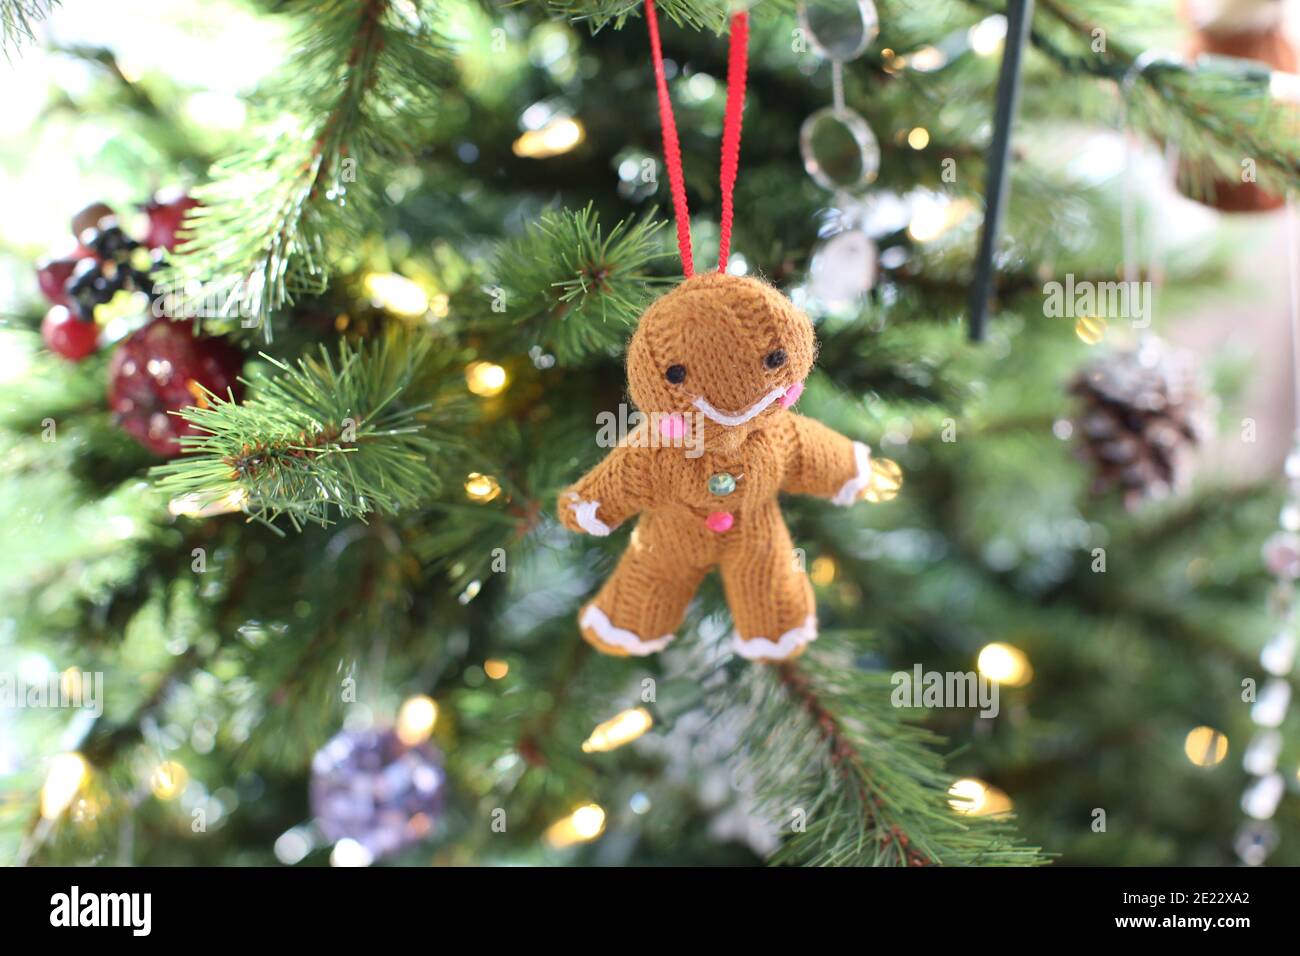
<box><xmin>626</xmin><ymin>273</ymin><xmax>815</xmax><ymax>448</ymax></box>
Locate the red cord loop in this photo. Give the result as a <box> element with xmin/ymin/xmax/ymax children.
<box><xmin>645</xmin><ymin>0</ymin><xmax>750</xmax><ymax>276</ymax></box>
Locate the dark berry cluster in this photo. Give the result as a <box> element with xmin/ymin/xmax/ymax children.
<box><xmin>35</xmin><ymin>192</ymin><xmax>199</xmax><ymax>361</ymax></box>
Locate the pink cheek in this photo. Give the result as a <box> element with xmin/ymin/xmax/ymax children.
<box><xmin>779</xmin><ymin>381</ymin><xmax>805</xmax><ymax>408</ymax></box>
<box><xmin>659</xmin><ymin>413</ymin><xmax>688</xmax><ymax>440</ymax></box>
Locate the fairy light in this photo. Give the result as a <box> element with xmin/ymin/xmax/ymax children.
<box><xmin>363</xmin><ymin>272</ymin><xmax>429</xmax><ymax>317</ymax></box>
<box><xmin>464</xmin><ymin>473</ymin><xmax>501</xmax><ymax>503</ymax></box>
<box><xmin>512</xmin><ymin>117</ymin><xmax>585</xmax><ymax>159</ymax></box>
<box><xmin>150</xmin><ymin>760</ymin><xmax>190</xmax><ymax>801</ymax></box>
<box><xmin>1185</xmin><ymin>726</ymin><xmax>1229</xmax><ymax>768</ymax></box>
<box><xmin>484</xmin><ymin>659</ymin><xmax>509</xmax><ymax>680</ymax></box>
<box><xmin>1074</xmin><ymin>315</ymin><xmax>1107</xmax><ymax>345</ymax></box>
<box><xmin>396</xmin><ymin>695</ymin><xmax>439</xmax><ymax>746</ymax></box>
<box><xmin>969</xmin><ymin>15</ymin><xmax>1007</xmax><ymax>57</ymax></box>
<box><xmin>905</xmin><ymin>46</ymin><xmax>946</xmax><ymax>72</ymax></box>
<box><xmin>947</xmin><ymin>777</ymin><xmax>1013</xmax><ymax>816</ymax></box>
<box><xmin>581</xmin><ymin>707</ymin><xmax>653</xmax><ymax>753</ymax></box>
<box><xmin>330</xmin><ymin>838</ymin><xmax>374</xmax><ymax>867</ymax></box>
<box><xmin>465</xmin><ymin>361</ymin><xmax>509</xmax><ymax>397</ymax></box>
<box><xmin>810</xmin><ymin>555</ymin><xmax>837</xmax><ymax>586</ymax></box>
<box><xmin>863</xmin><ymin>458</ymin><xmax>903</xmax><ymax>503</ymax></box>
<box><xmin>41</xmin><ymin>753</ymin><xmax>89</xmax><ymax>820</ymax></box>
<box><xmin>168</xmin><ymin>488</ymin><xmax>248</xmax><ymax>517</ymax></box>
<box><xmin>907</xmin><ymin>127</ymin><xmax>931</xmax><ymax>150</ymax></box>
<box><xmin>545</xmin><ymin>803</ymin><xmax>606</xmax><ymax>848</ymax></box>
<box><xmin>907</xmin><ymin>196</ymin><xmax>974</xmax><ymax>243</ymax></box>
<box><xmin>977</xmin><ymin>642</ymin><xmax>1033</xmax><ymax>687</ymax></box>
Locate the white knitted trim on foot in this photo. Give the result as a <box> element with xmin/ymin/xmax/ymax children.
<box><xmin>830</xmin><ymin>441</ymin><xmax>872</xmax><ymax>507</ymax></box>
<box><xmin>731</xmin><ymin>615</ymin><xmax>818</xmax><ymax>661</ymax></box>
<box><xmin>693</xmin><ymin>386</ymin><xmax>787</xmax><ymax>427</ymax></box>
<box><xmin>580</xmin><ymin>604</ymin><xmax>673</xmax><ymax>655</ymax></box>
<box><xmin>568</xmin><ymin>496</ymin><xmax>611</xmax><ymax>536</ymax></box>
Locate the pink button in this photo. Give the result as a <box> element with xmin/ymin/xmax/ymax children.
<box><xmin>705</xmin><ymin>511</ymin><xmax>734</xmax><ymax>533</ymax></box>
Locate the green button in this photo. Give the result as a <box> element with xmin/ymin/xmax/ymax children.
<box><xmin>708</xmin><ymin>473</ymin><xmax>737</xmax><ymax>496</ymax></box>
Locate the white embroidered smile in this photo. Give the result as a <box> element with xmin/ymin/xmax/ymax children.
<box><xmin>692</xmin><ymin>386</ymin><xmax>787</xmax><ymax>427</ymax></box>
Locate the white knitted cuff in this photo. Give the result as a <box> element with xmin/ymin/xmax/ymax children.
<box><xmin>731</xmin><ymin>615</ymin><xmax>818</xmax><ymax>661</ymax></box>
<box><xmin>568</xmin><ymin>496</ymin><xmax>612</xmax><ymax>536</ymax></box>
<box><xmin>830</xmin><ymin>442</ymin><xmax>872</xmax><ymax>507</ymax></box>
<box><xmin>580</xmin><ymin>604</ymin><xmax>673</xmax><ymax>655</ymax></box>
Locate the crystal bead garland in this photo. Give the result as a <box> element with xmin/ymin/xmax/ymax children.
<box><xmin>797</xmin><ymin>0</ymin><xmax>881</xmax><ymax>308</ymax></box>
<box><xmin>1237</xmin><ymin>201</ymin><xmax>1300</xmax><ymax>865</ymax></box>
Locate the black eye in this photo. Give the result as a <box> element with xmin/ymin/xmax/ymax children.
<box><xmin>665</xmin><ymin>364</ymin><xmax>686</xmax><ymax>384</ymax></box>
<box><xmin>764</xmin><ymin>349</ymin><xmax>787</xmax><ymax>370</ymax></box>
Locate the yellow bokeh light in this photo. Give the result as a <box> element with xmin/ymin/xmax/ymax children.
<box><xmin>464</xmin><ymin>473</ymin><xmax>501</xmax><ymax>503</ymax></box>
<box><xmin>397</xmin><ymin>694</ymin><xmax>439</xmax><ymax>746</ymax></box>
<box><xmin>907</xmin><ymin>127</ymin><xmax>931</xmax><ymax>150</ymax></box>
<box><xmin>863</xmin><ymin>458</ymin><xmax>903</xmax><ymax>503</ymax></box>
<box><xmin>484</xmin><ymin>659</ymin><xmax>509</xmax><ymax>680</ymax></box>
<box><xmin>1185</xmin><ymin>726</ymin><xmax>1229</xmax><ymax>767</ymax></box>
<box><xmin>465</xmin><ymin>361</ymin><xmax>509</xmax><ymax>397</ymax></box>
<box><xmin>512</xmin><ymin>118</ymin><xmax>586</xmax><ymax>159</ymax></box>
<box><xmin>948</xmin><ymin>777</ymin><xmax>1013</xmax><ymax>816</ymax></box>
<box><xmin>168</xmin><ymin>488</ymin><xmax>248</xmax><ymax>518</ymax></box>
<box><xmin>907</xmin><ymin>197</ymin><xmax>974</xmax><ymax>243</ymax></box>
<box><xmin>1075</xmin><ymin>315</ymin><xmax>1107</xmax><ymax>345</ymax></box>
<box><xmin>545</xmin><ymin>803</ymin><xmax>607</xmax><ymax>848</ymax></box>
<box><xmin>582</xmin><ymin>707</ymin><xmax>653</xmax><ymax>753</ymax></box>
<box><xmin>364</xmin><ymin>272</ymin><xmax>429</xmax><ymax>317</ymax></box>
<box><xmin>41</xmin><ymin>753</ymin><xmax>88</xmax><ymax>820</ymax></box>
<box><xmin>977</xmin><ymin>642</ymin><xmax>1033</xmax><ymax>687</ymax></box>
<box><xmin>810</xmin><ymin>555</ymin><xmax>837</xmax><ymax>587</ymax></box>
<box><xmin>151</xmin><ymin>760</ymin><xmax>190</xmax><ymax>801</ymax></box>
<box><xmin>969</xmin><ymin>16</ymin><xmax>1007</xmax><ymax>57</ymax></box>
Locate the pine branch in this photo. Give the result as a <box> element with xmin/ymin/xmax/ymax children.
<box><xmin>481</xmin><ymin>204</ymin><xmax>674</xmax><ymax>361</ymax></box>
<box><xmin>151</xmin><ymin>329</ymin><xmax>441</xmax><ymax>532</ymax></box>
<box><xmin>0</xmin><ymin>0</ymin><xmax>56</xmax><ymax>59</ymax></box>
<box><xmin>160</xmin><ymin>0</ymin><xmax>453</xmax><ymax>338</ymax></box>
<box><xmin>533</xmin><ymin>0</ymin><xmax>736</xmax><ymax>31</ymax></box>
<box><xmin>718</xmin><ymin>634</ymin><xmax>1044</xmax><ymax>866</ymax></box>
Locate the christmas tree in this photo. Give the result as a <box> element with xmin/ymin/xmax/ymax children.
<box><xmin>2</xmin><ymin>0</ymin><xmax>1299</xmax><ymax>869</ymax></box>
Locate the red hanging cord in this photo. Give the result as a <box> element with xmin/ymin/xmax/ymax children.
<box><xmin>717</xmin><ymin>11</ymin><xmax>749</xmax><ymax>274</ymax></box>
<box><xmin>645</xmin><ymin>0</ymin><xmax>694</xmax><ymax>277</ymax></box>
<box><xmin>645</xmin><ymin>1</ymin><xmax>750</xmax><ymax>277</ymax></box>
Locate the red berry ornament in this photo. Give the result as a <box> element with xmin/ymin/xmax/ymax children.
<box><xmin>35</xmin><ymin>257</ymin><xmax>78</xmax><ymax>305</ymax></box>
<box><xmin>143</xmin><ymin>192</ymin><xmax>200</xmax><ymax>251</ymax></box>
<box><xmin>107</xmin><ymin>320</ymin><xmax>243</xmax><ymax>457</ymax></box>
<box><xmin>42</xmin><ymin>305</ymin><xmax>100</xmax><ymax>360</ymax></box>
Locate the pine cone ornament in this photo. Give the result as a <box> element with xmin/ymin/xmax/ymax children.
<box><xmin>1069</xmin><ymin>341</ymin><xmax>1205</xmax><ymax>509</ymax></box>
<box><xmin>107</xmin><ymin>319</ymin><xmax>244</xmax><ymax>457</ymax></box>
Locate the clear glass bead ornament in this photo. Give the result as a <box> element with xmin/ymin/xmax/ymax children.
<box><xmin>798</xmin><ymin>0</ymin><xmax>880</xmax><ymax>63</ymax></box>
<box><xmin>1234</xmin><ymin>820</ymin><xmax>1278</xmax><ymax>865</ymax></box>
<box><xmin>809</xmin><ymin>228</ymin><xmax>877</xmax><ymax>306</ymax></box>
<box><xmin>800</xmin><ymin>106</ymin><xmax>881</xmax><ymax>191</ymax></box>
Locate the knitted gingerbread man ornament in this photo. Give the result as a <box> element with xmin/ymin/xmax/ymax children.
<box><xmin>558</xmin><ymin>271</ymin><xmax>872</xmax><ymax>661</ymax></box>
<box><xmin>557</xmin><ymin>2</ymin><xmax>871</xmax><ymax>661</ymax></box>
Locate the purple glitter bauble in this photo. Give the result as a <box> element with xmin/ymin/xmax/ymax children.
<box><xmin>309</xmin><ymin>727</ymin><xmax>446</xmax><ymax>860</ymax></box>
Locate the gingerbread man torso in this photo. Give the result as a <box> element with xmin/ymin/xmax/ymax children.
<box><xmin>637</xmin><ymin>418</ymin><xmax>793</xmax><ymax>567</ymax></box>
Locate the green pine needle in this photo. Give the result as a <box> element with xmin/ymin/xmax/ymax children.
<box><xmin>151</xmin><ymin>329</ymin><xmax>440</xmax><ymax>532</ymax></box>
<box><xmin>484</xmin><ymin>203</ymin><xmax>674</xmax><ymax>360</ymax></box>
<box><xmin>0</xmin><ymin>0</ymin><xmax>57</xmax><ymax>59</ymax></box>
<box><xmin>159</xmin><ymin>0</ymin><xmax>453</xmax><ymax>339</ymax></box>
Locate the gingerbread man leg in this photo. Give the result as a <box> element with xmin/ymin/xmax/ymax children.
<box><xmin>719</xmin><ymin>510</ymin><xmax>817</xmax><ymax>662</ymax></box>
<box><xmin>579</xmin><ymin>529</ymin><xmax>707</xmax><ymax>657</ymax></box>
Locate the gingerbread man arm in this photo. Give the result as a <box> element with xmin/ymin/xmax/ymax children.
<box><xmin>558</xmin><ymin>441</ymin><xmax>653</xmax><ymax>536</ymax></box>
<box><xmin>780</xmin><ymin>413</ymin><xmax>872</xmax><ymax>505</ymax></box>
